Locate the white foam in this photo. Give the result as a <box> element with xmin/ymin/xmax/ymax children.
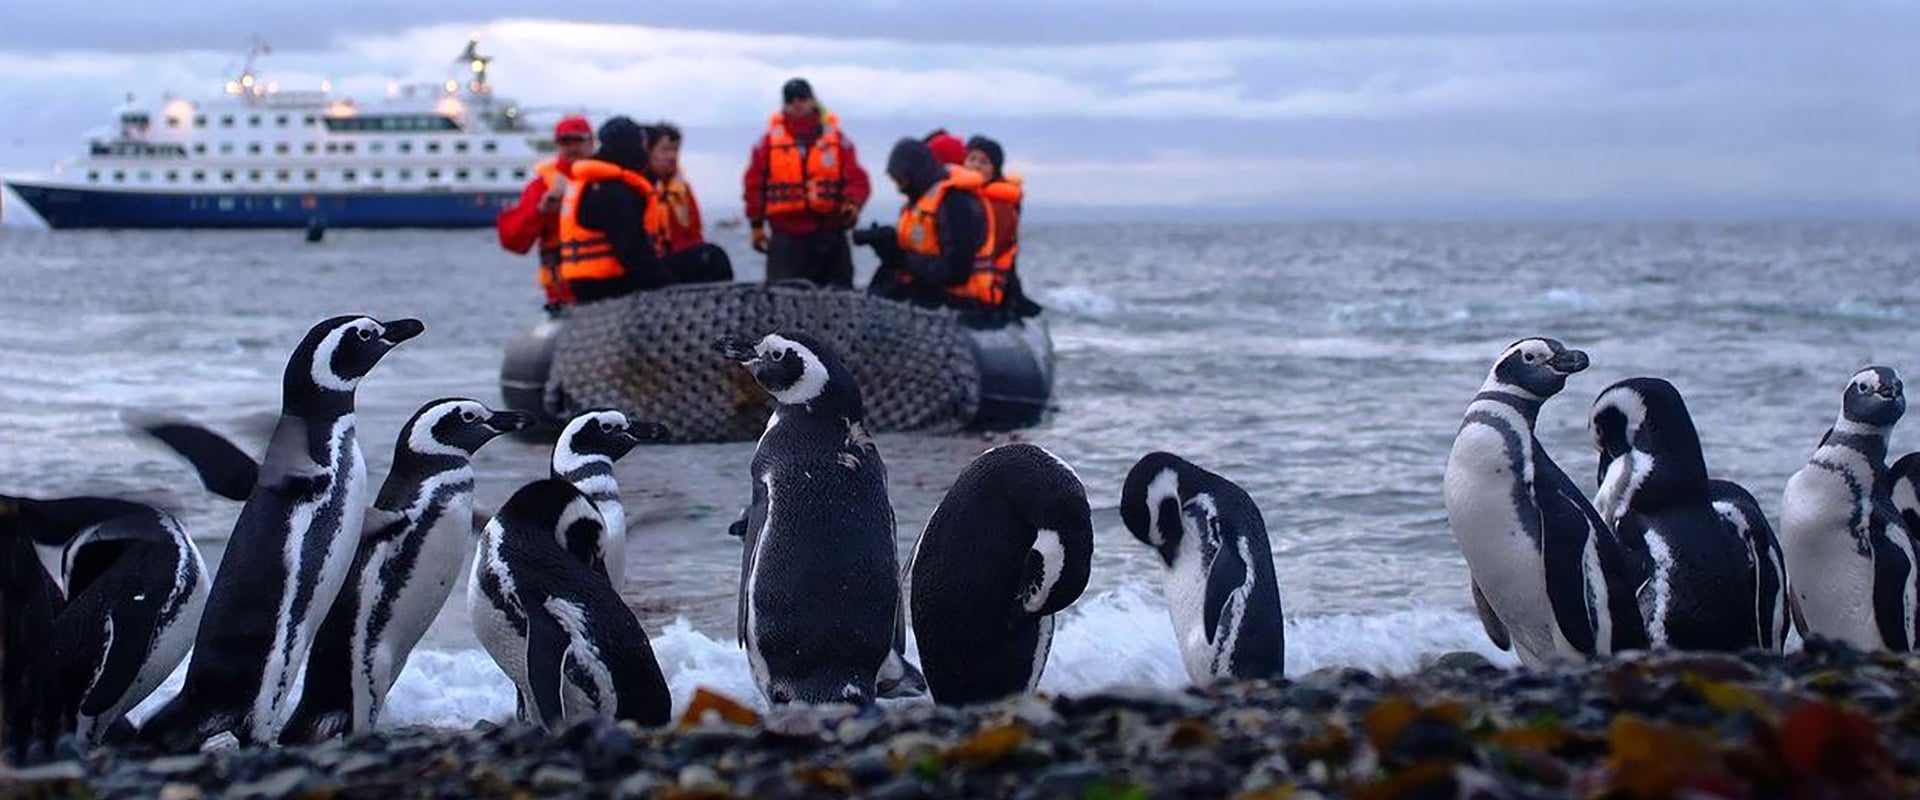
<box><xmin>1036</xmin><ymin>285</ymin><xmax>1118</xmax><ymax>318</ymax></box>
<box><xmin>129</xmin><ymin>583</ymin><xmax>1518</xmax><ymax>731</ymax></box>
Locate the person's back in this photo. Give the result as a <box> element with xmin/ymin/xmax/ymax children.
<box><xmin>879</xmin><ymin>138</ymin><xmax>998</xmax><ymax>312</ymax></box>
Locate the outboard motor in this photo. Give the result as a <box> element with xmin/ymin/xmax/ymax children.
<box><xmin>498</xmin><ymin>312</ymin><xmax>567</xmax><ymax>440</ymax></box>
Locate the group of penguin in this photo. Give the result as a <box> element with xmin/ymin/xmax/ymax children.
<box><xmin>0</xmin><ymin>316</ymin><xmax>1291</xmax><ymax>759</ymax></box>
<box><xmin>1445</xmin><ymin>338</ymin><xmax>1920</xmax><ymax>665</ymax></box>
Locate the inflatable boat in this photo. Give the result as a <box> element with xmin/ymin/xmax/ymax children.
<box><xmin>499</xmin><ymin>282</ymin><xmax>1054</xmax><ymax>443</ymax></box>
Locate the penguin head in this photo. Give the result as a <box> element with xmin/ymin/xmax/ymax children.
<box><xmin>1841</xmin><ymin>367</ymin><xmax>1905</xmax><ymax>429</ymax></box>
<box><xmin>286</xmin><ymin>315</ymin><xmax>425</xmax><ymax>404</ymax></box>
<box><xmin>716</xmin><ymin>332</ymin><xmax>863</xmax><ymax>418</ymax></box>
<box><xmin>402</xmin><ymin>398</ymin><xmax>534</xmax><ymax>458</ymax></box>
<box><xmin>1120</xmin><ymin>451</ymin><xmax>1195</xmax><ymax>564</ymax></box>
<box><xmin>1487</xmin><ymin>338</ymin><xmax>1588</xmax><ymax>399</ymax></box>
<box><xmin>554</xmin><ymin>410</ymin><xmax>667</xmax><ymax>472</ymax></box>
<box><xmin>1590</xmin><ymin>377</ymin><xmax>1708</xmax><ymax>509</ymax></box>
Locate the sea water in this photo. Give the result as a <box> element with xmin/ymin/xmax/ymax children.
<box><xmin>2</xmin><ymin>222</ymin><xmax>1916</xmax><ymax>726</ymax></box>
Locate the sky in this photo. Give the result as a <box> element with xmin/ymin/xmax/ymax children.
<box><xmin>3</xmin><ymin>1</ymin><xmax>1919</xmax><ymax>222</ymax></box>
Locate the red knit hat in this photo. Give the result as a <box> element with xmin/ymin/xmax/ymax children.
<box><xmin>554</xmin><ymin>115</ymin><xmax>592</xmax><ymax>140</ymax></box>
<box><xmin>925</xmin><ymin>130</ymin><xmax>966</xmax><ymax>166</ymax></box>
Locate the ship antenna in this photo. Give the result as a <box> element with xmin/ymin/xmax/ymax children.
<box><xmin>458</xmin><ymin>32</ymin><xmax>493</xmax><ymax>97</ymax></box>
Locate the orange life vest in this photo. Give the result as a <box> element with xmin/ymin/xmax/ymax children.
<box><xmin>762</xmin><ymin>112</ymin><xmax>846</xmax><ymax>216</ymax></box>
<box><xmin>657</xmin><ymin>173</ymin><xmax>703</xmax><ymax>252</ymax></box>
<box><xmin>896</xmin><ymin>170</ymin><xmax>1009</xmax><ymax>308</ymax></box>
<box><xmin>979</xmin><ymin>173</ymin><xmax>1022</xmax><ymax>270</ymax></box>
<box><xmin>531</xmin><ymin>157</ymin><xmax>568</xmax><ymax>300</ymax></box>
<box><xmin>556</xmin><ymin>158</ymin><xmax>659</xmax><ymax>284</ymax></box>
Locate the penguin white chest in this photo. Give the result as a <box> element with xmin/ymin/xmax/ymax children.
<box><xmin>467</xmin><ymin>540</ymin><xmax>530</xmax><ymax>697</ymax></box>
<box><xmin>1445</xmin><ymin>420</ymin><xmax>1556</xmax><ymax>661</ymax></box>
<box><xmin>1163</xmin><ymin>532</ymin><xmax>1215</xmax><ymax>684</ymax></box>
<box><xmin>1781</xmin><ymin>462</ymin><xmax>1881</xmax><ymax>648</ymax></box>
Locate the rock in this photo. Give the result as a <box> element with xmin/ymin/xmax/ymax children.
<box><xmin>335</xmin><ymin>753</ymin><xmax>387</xmax><ymax>776</ymax></box>
<box><xmin>865</xmin><ymin>776</ymin><xmax>934</xmax><ymax>800</ymax></box>
<box><xmin>531</xmin><ymin>765</ymin><xmax>585</xmax><ymax>793</ymax></box>
<box><xmin>678</xmin><ymin>763</ymin><xmax>727</xmax><ymax>790</ymax></box>
<box><xmin>226</xmin><ymin>767</ymin><xmax>311</xmax><ymax>799</ymax></box>
<box><xmin>845</xmin><ymin>748</ymin><xmax>897</xmax><ymax>786</ymax></box>
<box><xmin>1431</xmin><ymin>651</ymin><xmax>1499</xmax><ymax>672</ymax></box>
<box><xmin>143</xmin><ymin>754</ymin><xmax>208</xmax><ymax>778</ymax></box>
<box><xmin>1057</xmin><ymin>686</ymin><xmax>1208</xmax><ymax>719</ymax></box>
<box><xmin>158</xmin><ymin>784</ymin><xmax>205</xmax><ymax>800</ymax></box>
<box><xmin>1028</xmin><ymin>762</ymin><xmax>1104</xmax><ymax>797</ymax></box>
<box><xmin>612</xmin><ymin>771</ymin><xmax>663</xmax><ymax>799</ymax></box>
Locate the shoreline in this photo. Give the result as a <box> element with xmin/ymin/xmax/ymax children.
<box><xmin>7</xmin><ymin>644</ymin><xmax>1916</xmax><ymax>798</ymax></box>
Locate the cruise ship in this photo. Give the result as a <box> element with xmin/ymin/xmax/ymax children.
<box><xmin>5</xmin><ymin>38</ymin><xmax>554</xmax><ymax>229</ymax></box>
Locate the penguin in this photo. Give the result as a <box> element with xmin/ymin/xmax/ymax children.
<box><xmin>1780</xmin><ymin>366</ymin><xmax>1919</xmax><ymax>650</ymax></box>
<box><xmin>1589</xmin><ymin>377</ymin><xmax>1785</xmax><ymax>651</ymax></box>
<box><xmin>1708</xmin><ymin>480</ymin><xmax>1792</xmax><ymax>651</ymax></box>
<box><xmin>718</xmin><ymin>332</ymin><xmax>916</xmax><ymax>705</ymax></box>
<box><xmin>468</xmin><ymin>477</ymin><xmax>670</xmax><ymax>729</ymax></box>
<box><xmin>277</xmin><ymin>399</ymin><xmax>533</xmax><ymax>742</ymax></box>
<box><xmin>139</xmin><ymin>314</ymin><xmax>422</xmax><ymax>748</ymax></box>
<box><xmin>548</xmin><ymin>409</ymin><xmax>665</xmax><ymax>585</ymax></box>
<box><xmin>907</xmin><ymin>444</ymin><xmax>1093</xmax><ymax>705</ymax></box>
<box><xmin>1119</xmin><ymin>452</ymin><xmax>1285</xmax><ymax>684</ymax></box>
<box><xmin>0</xmin><ymin>495</ymin><xmax>208</xmax><ymax>750</ymax></box>
<box><xmin>1443</xmin><ymin>338</ymin><xmax>1648</xmax><ymax>666</ymax></box>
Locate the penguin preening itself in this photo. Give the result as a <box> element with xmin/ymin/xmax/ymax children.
<box><xmin>1781</xmin><ymin>366</ymin><xmax>1920</xmax><ymax>651</ymax></box>
<box><xmin>469</xmin><ymin>478</ymin><xmax>670</xmax><ymax>729</ymax></box>
<box><xmin>0</xmin><ymin>495</ymin><xmax>208</xmax><ymax>752</ymax></box>
<box><xmin>1119</xmin><ymin>452</ymin><xmax>1284</xmax><ymax>683</ymax></box>
<box><xmin>1589</xmin><ymin>377</ymin><xmax>1787</xmax><ymax>652</ymax></box>
<box><xmin>1444</xmin><ymin>338</ymin><xmax>1648</xmax><ymax>665</ymax></box>
<box><xmin>908</xmin><ymin>444</ymin><xmax>1093</xmax><ymax>705</ymax></box>
<box><xmin>718</xmin><ymin>331</ymin><xmax>922</xmax><ymax>705</ymax></box>
<box><xmin>139</xmin><ymin>314</ymin><xmax>422</xmax><ymax>749</ymax></box>
<box><xmin>549</xmin><ymin>409</ymin><xmax>665</xmax><ymax>585</ymax></box>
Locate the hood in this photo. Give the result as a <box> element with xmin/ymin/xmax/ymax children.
<box><xmin>887</xmin><ymin>138</ymin><xmax>946</xmax><ymax>200</ymax></box>
<box><xmin>594</xmin><ymin>116</ymin><xmax>650</xmax><ymax>173</ymax></box>
<box><xmin>966</xmin><ymin>135</ymin><xmax>1005</xmax><ymax>180</ymax></box>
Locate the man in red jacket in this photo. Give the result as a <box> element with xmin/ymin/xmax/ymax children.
<box><xmin>741</xmin><ymin>78</ymin><xmax>871</xmax><ymax>288</ymax></box>
<box><xmin>497</xmin><ymin>115</ymin><xmax>595</xmax><ymax>309</ymax></box>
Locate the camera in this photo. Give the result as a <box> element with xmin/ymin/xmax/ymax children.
<box><xmin>850</xmin><ymin>223</ymin><xmax>895</xmax><ymax>248</ymax></box>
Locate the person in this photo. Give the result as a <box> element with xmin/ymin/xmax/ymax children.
<box><xmin>742</xmin><ymin>78</ymin><xmax>871</xmax><ymax>288</ymax></box>
<box><xmin>645</xmin><ymin>122</ymin><xmax>733</xmax><ymax>279</ymax></box>
<box><xmin>871</xmin><ymin>137</ymin><xmax>1007</xmax><ymax>314</ymax></box>
<box><xmin>964</xmin><ymin>135</ymin><xmax>1040</xmax><ymax>317</ymax></box>
<box><xmin>557</xmin><ymin>117</ymin><xmax>732</xmax><ymax>305</ymax></box>
<box><xmin>497</xmin><ymin>115</ymin><xmax>594</xmax><ymax>309</ymax></box>
<box><xmin>924</xmin><ymin>129</ymin><xmax>967</xmax><ymax>167</ymax></box>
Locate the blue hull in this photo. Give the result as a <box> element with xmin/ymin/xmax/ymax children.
<box><xmin>5</xmin><ymin>182</ymin><xmax>514</xmax><ymax>230</ymax></box>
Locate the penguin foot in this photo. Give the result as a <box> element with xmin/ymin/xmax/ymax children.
<box><xmin>876</xmin><ymin>651</ymin><xmax>928</xmax><ymax>699</ymax></box>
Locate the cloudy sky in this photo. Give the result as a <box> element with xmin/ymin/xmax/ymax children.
<box><xmin>3</xmin><ymin>1</ymin><xmax>1918</xmax><ymax>221</ymax></box>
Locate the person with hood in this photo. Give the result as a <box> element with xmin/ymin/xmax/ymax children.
<box><xmin>496</xmin><ymin>115</ymin><xmax>595</xmax><ymax>309</ymax></box>
<box><xmin>742</xmin><ymin>78</ymin><xmax>872</xmax><ymax>288</ymax></box>
<box><xmin>870</xmin><ymin>137</ymin><xmax>1003</xmax><ymax>312</ymax></box>
<box><xmin>557</xmin><ymin>116</ymin><xmax>730</xmax><ymax>305</ymax></box>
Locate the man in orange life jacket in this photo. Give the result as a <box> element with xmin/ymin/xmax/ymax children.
<box><xmin>870</xmin><ymin>137</ymin><xmax>996</xmax><ymax>312</ymax></box>
<box><xmin>644</xmin><ymin>121</ymin><xmax>733</xmax><ymax>279</ymax></box>
<box><xmin>741</xmin><ymin>78</ymin><xmax>872</xmax><ymax>288</ymax></box>
<box><xmin>497</xmin><ymin>115</ymin><xmax>594</xmax><ymax>309</ymax></box>
<box><xmin>558</xmin><ymin>117</ymin><xmax>732</xmax><ymax>304</ymax></box>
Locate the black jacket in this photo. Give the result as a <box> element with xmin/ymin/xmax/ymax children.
<box><xmin>886</xmin><ymin>139</ymin><xmax>985</xmax><ymax>288</ymax></box>
<box><xmin>574</xmin><ymin>119</ymin><xmax>668</xmax><ymax>296</ymax></box>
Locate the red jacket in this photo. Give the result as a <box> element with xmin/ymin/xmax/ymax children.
<box><xmin>496</xmin><ymin>157</ymin><xmax>574</xmax><ymax>305</ymax></box>
<box><xmin>658</xmin><ymin>173</ymin><xmax>705</xmax><ymax>254</ymax></box>
<box><xmin>742</xmin><ymin>112</ymin><xmax>871</xmax><ymax>236</ymax></box>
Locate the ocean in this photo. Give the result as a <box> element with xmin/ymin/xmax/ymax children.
<box><xmin>3</xmin><ymin>221</ymin><xmax>1917</xmax><ymax>729</ymax></box>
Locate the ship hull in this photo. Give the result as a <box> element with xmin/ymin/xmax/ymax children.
<box><xmin>5</xmin><ymin>182</ymin><xmax>515</xmax><ymax>230</ymax></box>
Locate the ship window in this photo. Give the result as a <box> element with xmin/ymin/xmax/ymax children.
<box><xmin>303</xmin><ymin>143</ymin><xmax>317</xmax><ymax>155</ymax></box>
<box><xmin>166</xmin><ymin>117</ymin><xmax>181</xmax><ymax>129</ymax></box>
<box><xmin>87</xmin><ymin>171</ymin><xmax>99</xmax><ymax>182</ymax></box>
<box><xmin>426</xmin><ymin>142</ymin><xmax>441</xmax><ymax>154</ymax></box>
<box><xmin>194</xmin><ymin>115</ymin><xmax>207</xmax><ymax>128</ymax></box>
<box><xmin>219</xmin><ymin>143</ymin><xmax>234</xmax><ymax>155</ymax></box>
<box><xmin>455</xmin><ymin>169</ymin><xmax>469</xmax><ymax>181</ymax></box>
<box><xmin>325</xmin><ymin>142</ymin><xmax>339</xmax><ymax>154</ymax></box>
<box><xmin>220</xmin><ymin>170</ymin><xmax>234</xmax><ymax>182</ymax></box>
<box><xmin>369</xmin><ymin>142</ymin><xmax>384</xmax><ymax>154</ymax></box>
<box><xmin>112</xmin><ymin>171</ymin><xmax>125</xmax><ymax>182</ymax></box>
<box><xmin>304</xmin><ymin>115</ymin><xmax>317</xmax><ymax>126</ymax></box>
<box><xmin>192</xmin><ymin>170</ymin><xmax>205</xmax><ymax>182</ymax></box>
<box><xmin>247</xmin><ymin>143</ymin><xmax>262</xmax><ymax>155</ymax></box>
<box><xmin>274</xmin><ymin>142</ymin><xmax>289</xmax><ymax>155</ymax></box>
<box><xmin>90</xmin><ymin>143</ymin><xmax>108</xmax><ymax>156</ymax></box>
<box><xmin>194</xmin><ymin>143</ymin><xmax>207</xmax><ymax>155</ymax></box>
<box><xmin>370</xmin><ymin>168</ymin><xmax>384</xmax><ymax>180</ymax></box>
<box><xmin>276</xmin><ymin>169</ymin><xmax>290</xmax><ymax>182</ymax></box>
<box><xmin>248</xmin><ymin>169</ymin><xmax>262</xmax><ymax>182</ymax></box>
<box><xmin>454</xmin><ymin>141</ymin><xmax>469</xmax><ymax>154</ymax></box>
<box><xmin>342</xmin><ymin>143</ymin><xmax>355</xmax><ymax>154</ymax></box>
<box><xmin>137</xmin><ymin>170</ymin><xmax>152</xmax><ymax>181</ymax></box>
<box><xmin>165</xmin><ymin>170</ymin><xmax>178</xmax><ymax>182</ymax></box>
<box><xmin>485</xmin><ymin>168</ymin><xmax>499</xmax><ymax>180</ymax></box>
<box><xmin>343</xmin><ymin>169</ymin><xmax>357</xmax><ymax>182</ymax></box>
<box><xmin>426</xmin><ymin>168</ymin><xmax>442</xmax><ymax>180</ymax></box>
<box><xmin>219</xmin><ymin>115</ymin><xmax>234</xmax><ymax>128</ymax></box>
<box><xmin>513</xmin><ymin>168</ymin><xmax>527</xmax><ymax>180</ymax></box>
<box><xmin>397</xmin><ymin>169</ymin><xmax>413</xmax><ymax>181</ymax></box>
<box><xmin>482</xmin><ymin>140</ymin><xmax>497</xmax><ymax>153</ymax></box>
<box><xmin>248</xmin><ymin>115</ymin><xmax>261</xmax><ymax>127</ymax></box>
<box><xmin>398</xmin><ymin>142</ymin><xmax>413</xmax><ymax>154</ymax></box>
<box><xmin>275</xmin><ymin>114</ymin><xmax>289</xmax><ymax>127</ymax></box>
<box><xmin>304</xmin><ymin>169</ymin><xmax>318</xmax><ymax>181</ymax></box>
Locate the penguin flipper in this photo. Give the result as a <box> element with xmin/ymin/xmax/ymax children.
<box><xmin>1891</xmin><ymin>453</ymin><xmax>1920</xmax><ymax>537</ymax></box>
<box><xmin>1868</xmin><ymin>532</ymin><xmax>1913</xmax><ymax>651</ymax></box>
<box><xmin>526</xmin><ymin>613</ymin><xmax>569</xmax><ymax>729</ymax></box>
<box><xmin>127</xmin><ymin>415</ymin><xmax>261</xmax><ymax>503</ymax></box>
<box><xmin>736</xmin><ymin>477</ymin><xmax>769</xmax><ymax>648</ymax></box>
<box><xmin>257</xmin><ymin>417</ymin><xmax>329</xmax><ymax>493</ymax></box>
<box><xmin>1203</xmin><ymin>537</ymin><xmax>1250</xmax><ymax>646</ymax></box>
<box><xmin>1471</xmin><ymin>580</ymin><xmax>1512</xmax><ymax>651</ymax></box>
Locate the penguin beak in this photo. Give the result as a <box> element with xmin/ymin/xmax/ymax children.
<box><xmin>485</xmin><ymin>411</ymin><xmax>536</xmax><ymax>434</ymax></box>
<box><xmin>1548</xmin><ymin>349</ymin><xmax>1589</xmax><ymax>374</ymax></box>
<box><xmin>621</xmin><ymin>422</ymin><xmax>670</xmax><ymax>445</ymax></box>
<box><xmin>378</xmin><ymin>318</ymin><xmax>426</xmax><ymax>345</ymax></box>
<box><xmin>714</xmin><ymin>336</ymin><xmax>759</xmax><ymax>363</ymax></box>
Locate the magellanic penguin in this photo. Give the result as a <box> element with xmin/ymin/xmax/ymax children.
<box><xmin>0</xmin><ymin>495</ymin><xmax>208</xmax><ymax>750</ymax></box>
<box><xmin>1589</xmin><ymin>377</ymin><xmax>1787</xmax><ymax>652</ymax></box>
<box><xmin>1443</xmin><ymin>338</ymin><xmax>1648</xmax><ymax>666</ymax></box>
<box><xmin>1119</xmin><ymin>452</ymin><xmax>1285</xmax><ymax>684</ymax></box>
<box><xmin>908</xmin><ymin>444</ymin><xmax>1093</xmax><ymax>705</ymax></box>
<box><xmin>1781</xmin><ymin>366</ymin><xmax>1920</xmax><ymax>651</ymax></box>
<box><xmin>468</xmin><ymin>478</ymin><xmax>670</xmax><ymax>729</ymax></box>
<box><xmin>139</xmin><ymin>315</ymin><xmax>423</xmax><ymax>749</ymax></box>
<box><xmin>549</xmin><ymin>409</ymin><xmax>665</xmax><ymax>585</ymax></box>
<box><xmin>718</xmin><ymin>332</ymin><xmax>919</xmax><ymax>705</ymax></box>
